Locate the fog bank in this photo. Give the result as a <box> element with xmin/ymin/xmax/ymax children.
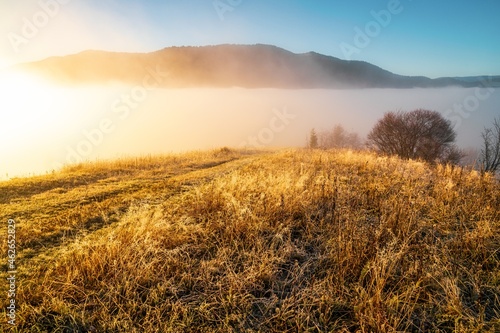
<box><xmin>2</xmin><ymin>78</ymin><xmax>498</xmax><ymax>179</ymax></box>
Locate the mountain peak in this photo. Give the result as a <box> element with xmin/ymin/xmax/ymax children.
<box><xmin>14</xmin><ymin>44</ymin><xmax>500</xmax><ymax>89</ymax></box>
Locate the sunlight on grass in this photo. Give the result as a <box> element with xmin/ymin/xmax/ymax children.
<box><xmin>1</xmin><ymin>148</ymin><xmax>499</xmax><ymax>332</ymax></box>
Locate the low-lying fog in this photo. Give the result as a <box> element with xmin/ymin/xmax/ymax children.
<box><xmin>1</xmin><ymin>72</ymin><xmax>499</xmax><ymax>179</ymax></box>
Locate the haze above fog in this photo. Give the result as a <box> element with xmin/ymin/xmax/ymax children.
<box><xmin>1</xmin><ymin>71</ymin><xmax>498</xmax><ymax>179</ymax></box>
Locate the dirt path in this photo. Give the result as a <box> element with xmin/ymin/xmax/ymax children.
<box><xmin>0</xmin><ymin>151</ymin><xmax>268</xmax><ymax>282</ymax></box>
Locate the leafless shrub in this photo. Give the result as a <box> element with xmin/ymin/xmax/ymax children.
<box><xmin>319</xmin><ymin>124</ymin><xmax>362</xmax><ymax>149</ymax></box>
<box><xmin>367</xmin><ymin>109</ymin><xmax>461</xmax><ymax>164</ymax></box>
<box><xmin>480</xmin><ymin>117</ymin><xmax>500</xmax><ymax>173</ymax></box>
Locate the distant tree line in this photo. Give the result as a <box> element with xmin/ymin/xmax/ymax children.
<box><xmin>308</xmin><ymin>125</ymin><xmax>361</xmax><ymax>150</ymax></box>
<box><xmin>307</xmin><ymin>110</ymin><xmax>500</xmax><ymax>174</ymax></box>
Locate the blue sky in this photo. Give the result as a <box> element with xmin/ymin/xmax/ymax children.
<box><xmin>1</xmin><ymin>0</ymin><xmax>499</xmax><ymax>77</ymax></box>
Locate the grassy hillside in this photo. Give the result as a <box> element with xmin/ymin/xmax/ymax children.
<box><xmin>1</xmin><ymin>148</ymin><xmax>499</xmax><ymax>332</ymax></box>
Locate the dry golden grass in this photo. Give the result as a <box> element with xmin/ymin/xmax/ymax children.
<box><xmin>1</xmin><ymin>148</ymin><xmax>499</xmax><ymax>332</ymax></box>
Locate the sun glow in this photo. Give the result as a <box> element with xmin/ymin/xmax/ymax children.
<box><xmin>0</xmin><ymin>71</ymin><xmax>67</xmax><ymax>148</ymax></box>
<box><xmin>0</xmin><ymin>70</ymin><xmax>80</xmax><ymax>179</ymax></box>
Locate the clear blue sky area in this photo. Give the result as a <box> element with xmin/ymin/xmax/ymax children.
<box><xmin>1</xmin><ymin>0</ymin><xmax>499</xmax><ymax>77</ymax></box>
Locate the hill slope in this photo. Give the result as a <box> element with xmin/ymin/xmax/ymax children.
<box><xmin>15</xmin><ymin>44</ymin><xmax>500</xmax><ymax>88</ymax></box>
<box><xmin>1</xmin><ymin>148</ymin><xmax>499</xmax><ymax>332</ymax></box>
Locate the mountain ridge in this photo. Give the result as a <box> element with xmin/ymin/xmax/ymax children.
<box><xmin>13</xmin><ymin>44</ymin><xmax>500</xmax><ymax>89</ymax></box>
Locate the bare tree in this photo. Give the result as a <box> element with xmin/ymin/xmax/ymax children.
<box><xmin>319</xmin><ymin>124</ymin><xmax>362</xmax><ymax>149</ymax></box>
<box><xmin>480</xmin><ymin>117</ymin><xmax>500</xmax><ymax>173</ymax></box>
<box><xmin>367</xmin><ymin>109</ymin><xmax>460</xmax><ymax>163</ymax></box>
